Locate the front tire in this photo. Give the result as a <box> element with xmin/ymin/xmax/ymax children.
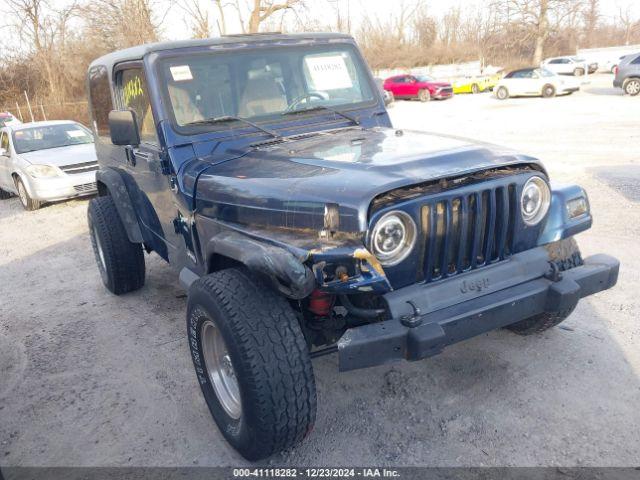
<box><xmin>623</xmin><ymin>78</ymin><xmax>640</xmax><ymax>96</ymax></box>
<box><xmin>496</xmin><ymin>86</ymin><xmax>509</xmax><ymax>100</ymax></box>
<box><xmin>15</xmin><ymin>177</ymin><xmax>41</xmax><ymax>210</ymax></box>
<box><xmin>418</xmin><ymin>89</ymin><xmax>431</xmax><ymax>102</ymax></box>
<box><xmin>506</xmin><ymin>238</ymin><xmax>583</xmax><ymax>335</ymax></box>
<box><xmin>187</xmin><ymin>268</ymin><xmax>317</xmax><ymax>461</ymax></box>
<box><xmin>542</xmin><ymin>84</ymin><xmax>556</xmax><ymax>98</ymax></box>
<box><xmin>88</xmin><ymin>196</ymin><xmax>145</xmax><ymax>295</ymax></box>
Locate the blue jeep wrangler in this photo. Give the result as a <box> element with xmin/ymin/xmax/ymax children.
<box><xmin>86</xmin><ymin>33</ymin><xmax>619</xmax><ymax>460</ymax></box>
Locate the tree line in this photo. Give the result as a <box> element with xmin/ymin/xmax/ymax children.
<box><xmin>0</xmin><ymin>0</ymin><xmax>638</xmax><ymax>124</ymax></box>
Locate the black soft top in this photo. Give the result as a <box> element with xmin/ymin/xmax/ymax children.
<box><xmin>89</xmin><ymin>32</ymin><xmax>353</xmax><ymax>72</ymax></box>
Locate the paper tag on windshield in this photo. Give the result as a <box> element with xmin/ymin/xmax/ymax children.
<box><xmin>170</xmin><ymin>65</ymin><xmax>193</xmax><ymax>82</ymax></box>
<box><xmin>67</xmin><ymin>130</ymin><xmax>86</xmax><ymax>138</ymax></box>
<box><xmin>305</xmin><ymin>55</ymin><xmax>353</xmax><ymax>90</ymax></box>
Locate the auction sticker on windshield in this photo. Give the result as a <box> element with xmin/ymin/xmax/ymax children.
<box><xmin>304</xmin><ymin>54</ymin><xmax>353</xmax><ymax>90</ymax></box>
<box><xmin>170</xmin><ymin>65</ymin><xmax>193</xmax><ymax>82</ymax></box>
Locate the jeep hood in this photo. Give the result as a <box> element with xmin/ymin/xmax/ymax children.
<box><xmin>194</xmin><ymin>127</ymin><xmax>543</xmax><ymax>232</ymax></box>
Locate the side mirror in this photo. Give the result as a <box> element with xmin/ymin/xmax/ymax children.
<box><xmin>108</xmin><ymin>110</ymin><xmax>140</xmax><ymax>146</ymax></box>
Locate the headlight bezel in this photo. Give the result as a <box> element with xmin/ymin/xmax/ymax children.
<box><xmin>25</xmin><ymin>164</ymin><xmax>61</xmax><ymax>178</ymax></box>
<box><xmin>369</xmin><ymin>210</ymin><xmax>417</xmax><ymax>266</ymax></box>
<box><xmin>520</xmin><ymin>175</ymin><xmax>551</xmax><ymax>226</ymax></box>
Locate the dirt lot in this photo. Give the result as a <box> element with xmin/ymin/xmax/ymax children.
<box><xmin>1</xmin><ymin>73</ymin><xmax>639</xmax><ymax>467</ymax></box>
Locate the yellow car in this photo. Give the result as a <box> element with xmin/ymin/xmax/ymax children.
<box><xmin>452</xmin><ymin>73</ymin><xmax>501</xmax><ymax>94</ymax></box>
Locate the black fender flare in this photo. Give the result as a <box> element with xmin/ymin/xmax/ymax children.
<box><xmin>95</xmin><ymin>168</ymin><xmax>144</xmax><ymax>244</ymax></box>
<box><xmin>206</xmin><ymin>231</ymin><xmax>316</xmax><ymax>300</ymax></box>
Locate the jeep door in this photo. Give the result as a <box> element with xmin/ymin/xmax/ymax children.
<box><xmin>113</xmin><ymin>65</ymin><xmax>181</xmax><ymax>263</ymax></box>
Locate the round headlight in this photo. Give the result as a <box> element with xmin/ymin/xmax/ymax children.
<box><xmin>521</xmin><ymin>176</ymin><xmax>551</xmax><ymax>226</ymax></box>
<box><xmin>370</xmin><ymin>211</ymin><xmax>417</xmax><ymax>266</ymax></box>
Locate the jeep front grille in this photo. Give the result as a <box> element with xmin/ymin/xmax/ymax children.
<box><xmin>419</xmin><ymin>184</ymin><xmax>517</xmax><ymax>282</ymax></box>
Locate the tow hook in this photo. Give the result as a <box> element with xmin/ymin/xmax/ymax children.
<box><xmin>544</xmin><ymin>261</ymin><xmax>563</xmax><ymax>282</ymax></box>
<box><xmin>400</xmin><ymin>300</ymin><xmax>423</xmax><ymax>327</ymax></box>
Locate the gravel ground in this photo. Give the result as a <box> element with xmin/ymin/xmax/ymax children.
<box><xmin>0</xmin><ymin>73</ymin><xmax>638</xmax><ymax>467</ymax></box>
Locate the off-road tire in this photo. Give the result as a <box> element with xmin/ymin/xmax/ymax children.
<box><xmin>15</xmin><ymin>177</ymin><xmax>41</xmax><ymax>210</ymax></box>
<box><xmin>506</xmin><ymin>237</ymin><xmax>583</xmax><ymax>335</ymax></box>
<box><xmin>574</xmin><ymin>67</ymin><xmax>585</xmax><ymax>76</ymax></box>
<box><xmin>542</xmin><ymin>84</ymin><xmax>556</xmax><ymax>98</ymax></box>
<box><xmin>418</xmin><ymin>89</ymin><xmax>431</xmax><ymax>102</ymax></box>
<box><xmin>471</xmin><ymin>83</ymin><xmax>480</xmax><ymax>94</ymax></box>
<box><xmin>187</xmin><ymin>268</ymin><xmax>317</xmax><ymax>461</ymax></box>
<box><xmin>623</xmin><ymin>78</ymin><xmax>640</xmax><ymax>96</ymax></box>
<box><xmin>87</xmin><ymin>196</ymin><xmax>145</xmax><ymax>295</ymax></box>
<box><xmin>0</xmin><ymin>188</ymin><xmax>12</xmax><ymax>200</ymax></box>
<box><xmin>496</xmin><ymin>86</ymin><xmax>509</xmax><ymax>100</ymax></box>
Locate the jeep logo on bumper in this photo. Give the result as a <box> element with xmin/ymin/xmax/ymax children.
<box><xmin>460</xmin><ymin>278</ymin><xmax>490</xmax><ymax>294</ymax></box>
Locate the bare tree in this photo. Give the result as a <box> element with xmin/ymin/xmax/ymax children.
<box><xmin>180</xmin><ymin>0</ymin><xmax>212</xmax><ymax>39</ymax></box>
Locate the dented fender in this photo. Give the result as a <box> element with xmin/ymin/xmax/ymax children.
<box><xmin>206</xmin><ymin>231</ymin><xmax>316</xmax><ymax>299</ymax></box>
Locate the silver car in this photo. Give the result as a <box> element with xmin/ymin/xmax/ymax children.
<box><xmin>0</xmin><ymin>120</ymin><xmax>98</xmax><ymax>210</ymax></box>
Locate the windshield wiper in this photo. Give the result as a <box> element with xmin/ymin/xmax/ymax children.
<box><xmin>183</xmin><ymin>115</ymin><xmax>281</xmax><ymax>139</ymax></box>
<box><xmin>282</xmin><ymin>105</ymin><xmax>360</xmax><ymax>126</ymax></box>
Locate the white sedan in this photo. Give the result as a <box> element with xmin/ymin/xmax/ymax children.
<box><xmin>494</xmin><ymin>68</ymin><xmax>579</xmax><ymax>100</ymax></box>
<box><xmin>0</xmin><ymin>121</ymin><xmax>98</xmax><ymax>210</ymax></box>
<box><xmin>542</xmin><ymin>56</ymin><xmax>593</xmax><ymax>76</ymax></box>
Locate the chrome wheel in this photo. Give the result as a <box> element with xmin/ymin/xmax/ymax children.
<box><xmin>17</xmin><ymin>180</ymin><xmax>28</xmax><ymax>207</ymax></box>
<box><xmin>201</xmin><ymin>319</ymin><xmax>242</xmax><ymax>419</ymax></box>
<box><xmin>625</xmin><ymin>79</ymin><xmax>640</xmax><ymax>96</ymax></box>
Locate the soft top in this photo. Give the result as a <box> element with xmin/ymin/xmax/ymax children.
<box><xmin>89</xmin><ymin>32</ymin><xmax>353</xmax><ymax>72</ymax></box>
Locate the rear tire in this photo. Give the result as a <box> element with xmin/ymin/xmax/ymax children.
<box><xmin>187</xmin><ymin>268</ymin><xmax>317</xmax><ymax>460</ymax></box>
<box><xmin>88</xmin><ymin>196</ymin><xmax>145</xmax><ymax>295</ymax></box>
<box><xmin>15</xmin><ymin>177</ymin><xmax>41</xmax><ymax>211</ymax></box>
<box><xmin>623</xmin><ymin>78</ymin><xmax>640</xmax><ymax>96</ymax></box>
<box><xmin>418</xmin><ymin>89</ymin><xmax>431</xmax><ymax>102</ymax></box>
<box><xmin>506</xmin><ymin>238</ymin><xmax>583</xmax><ymax>335</ymax></box>
<box><xmin>471</xmin><ymin>83</ymin><xmax>480</xmax><ymax>94</ymax></box>
<box><xmin>542</xmin><ymin>84</ymin><xmax>556</xmax><ymax>98</ymax></box>
<box><xmin>496</xmin><ymin>86</ymin><xmax>509</xmax><ymax>100</ymax></box>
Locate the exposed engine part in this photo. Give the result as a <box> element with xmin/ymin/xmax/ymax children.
<box><xmin>339</xmin><ymin>294</ymin><xmax>386</xmax><ymax>319</ymax></box>
<box><xmin>308</xmin><ymin>289</ymin><xmax>335</xmax><ymax>316</ymax></box>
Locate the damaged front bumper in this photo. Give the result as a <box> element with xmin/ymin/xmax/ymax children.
<box><xmin>336</xmin><ymin>247</ymin><xmax>619</xmax><ymax>371</ymax></box>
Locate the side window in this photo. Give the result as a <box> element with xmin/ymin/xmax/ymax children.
<box><xmin>549</xmin><ymin>59</ymin><xmax>561</xmax><ymax>64</ymax></box>
<box><xmin>88</xmin><ymin>65</ymin><xmax>113</xmax><ymax>142</ymax></box>
<box><xmin>631</xmin><ymin>55</ymin><xmax>640</xmax><ymax>65</ymax></box>
<box><xmin>118</xmin><ymin>68</ymin><xmax>158</xmax><ymax>145</ymax></box>
<box><xmin>0</xmin><ymin>132</ymin><xmax>9</xmax><ymax>153</ymax></box>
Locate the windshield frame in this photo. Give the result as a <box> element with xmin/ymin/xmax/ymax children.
<box><xmin>154</xmin><ymin>42</ymin><xmax>380</xmax><ymax>137</ymax></box>
<box><xmin>12</xmin><ymin>123</ymin><xmax>94</xmax><ymax>154</ymax></box>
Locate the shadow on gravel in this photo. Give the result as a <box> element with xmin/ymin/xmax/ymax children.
<box><xmin>582</xmin><ymin>87</ymin><xmax>624</xmax><ymax>96</ymax></box>
<box><xmin>590</xmin><ymin>164</ymin><xmax>640</xmax><ymax>202</ymax></box>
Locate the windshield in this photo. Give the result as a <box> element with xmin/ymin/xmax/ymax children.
<box><xmin>158</xmin><ymin>44</ymin><xmax>376</xmax><ymax>131</ymax></box>
<box><xmin>13</xmin><ymin>123</ymin><xmax>93</xmax><ymax>154</ymax></box>
<box><xmin>416</xmin><ymin>75</ymin><xmax>434</xmax><ymax>82</ymax></box>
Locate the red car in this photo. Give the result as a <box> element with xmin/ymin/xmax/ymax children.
<box><xmin>383</xmin><ymin>74</ymin><xmax>453</xmax><ymax>101</ymax></box>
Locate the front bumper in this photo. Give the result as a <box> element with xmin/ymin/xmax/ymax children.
<box><xmin>25</xmin><ymin>171</ymin><xmax>97</xmax><ymax>201</ymax></box>
<box><xmin>337</xmin><ymin>249</ymin><xmax>619</xmax><ymax>371</ymax></box>
<box><xmin>433</xmin><ymin>90</ymin><xmax>453</xmax><ymax>99</ymax></box>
